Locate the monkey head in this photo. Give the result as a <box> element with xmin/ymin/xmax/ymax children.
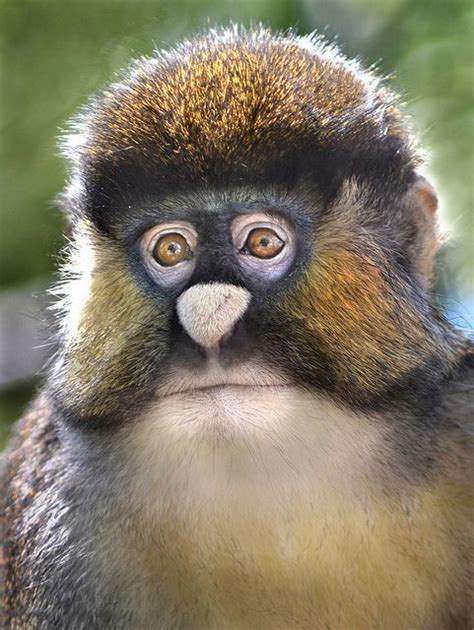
<box><xmin>50</xmin><ymin>26</ymin><xmax>463</xmax><ymax>440</ymax></box>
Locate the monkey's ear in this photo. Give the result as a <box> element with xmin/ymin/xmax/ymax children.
<box><xmin>404</xmin><ymin>176</ymin><xmax>441</xmax><ymax>286</ymax></box>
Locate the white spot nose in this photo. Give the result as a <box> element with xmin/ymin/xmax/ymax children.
<box><xmin>176</xmin><ymin>283</ymin><xmax>251</xmax><ymax>349</ymax></box>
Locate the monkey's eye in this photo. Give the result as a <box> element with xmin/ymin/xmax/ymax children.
<box><xmin>141</xmin><ymin>222</ymin><xmax>197</xmax><ymax>287</ymax></box>
<box><xmin>232</xmin><ymin>213</ymin><xmax>295</xmax><ymax>280</ymax></box>
<box><xmin>242</xmin><ymin>228</ymin><xmax>284</xmax><ymax>259</ymax></box>
<box><xmin>153</xmin><ymin>233</ymin><xmax>191</xmax><ymax>266</ymax></box>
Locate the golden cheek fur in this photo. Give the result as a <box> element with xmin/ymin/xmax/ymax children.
<box><xmin>282</xmin><ymin>246</ymin><xmax>455</xmax><ymax>395</ymax></box>
<box><xmin>52</xmin><ymin>222</ymin><xmax>164</xmax><ymax>416</ymax></box>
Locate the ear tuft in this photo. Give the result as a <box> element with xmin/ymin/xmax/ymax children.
<box><xmin>405</xmin><ymin>176</ymin><xmax>442</xmax><ymax>285</ymax></box>
<box><xmin>413</xmin><ymin>177</ymin><xmax>438</xmax><ymax>215</ymax></box>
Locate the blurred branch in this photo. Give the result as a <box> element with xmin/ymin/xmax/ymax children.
<box><xmin>0</xmin><ymin>281</ymin><xmax>54</xmax><ymax>388</ymax></box>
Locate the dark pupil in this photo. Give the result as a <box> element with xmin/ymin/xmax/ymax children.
<box><xmin>168</xmin><ymin>242</ymin><xmax>182</xmax><ymax>255</ymax></box>
<box><xmin>259</xmin><ymin>237</ymin><xmax>270</xmax><ymax>247</ymax></box>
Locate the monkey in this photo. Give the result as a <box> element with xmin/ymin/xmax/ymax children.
<box><xmin>1</xmin><ymin>25</ymin><xmax>472</xmax><ymax>629</ymax></box>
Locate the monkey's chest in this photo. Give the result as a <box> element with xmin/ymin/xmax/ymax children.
<box><xmin>117</xmin><ymin>494</ymin><xmax>454</xmax><ymax>630</ymax></box>
<box><xmin>112</xmin><ymin>398</ymin><xmax>462</xmax><ymax>628</ymax></box>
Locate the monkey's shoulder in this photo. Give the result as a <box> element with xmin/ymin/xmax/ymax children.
<box><xmin>1</xmin><ymin>394</ymin><xmax>60</xmax><ymax>625</ymax></box>
<box><xmin>1</xmin><ymin>394</ymin><xmax>58</xmax><ymax>493</ymax></box>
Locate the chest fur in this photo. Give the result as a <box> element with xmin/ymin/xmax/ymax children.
<box><xmin>107</xmin><ymin>490</ymin><xmax>463</xmax><ymax>629</ymax></box>
<box><xmin>95</xmin><ymin>394</ymin><xmax>466</xmax><ymax>628</ymax></box>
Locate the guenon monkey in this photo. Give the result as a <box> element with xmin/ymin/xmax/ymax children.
<box><xmin>1</xmin><ymin>26</ymin><xmax>472</xmax><ymax>629</ymax></box>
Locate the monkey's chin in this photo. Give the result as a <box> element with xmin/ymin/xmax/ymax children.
<box><xmin>130</xmin><ymin>385</ymin><xmax>381</xmax><ymax>497</ymax></box>
<box><xmin>143</xmin><ymin>384</ymin><xmax>305</xmax><ymax>445</ymax></box>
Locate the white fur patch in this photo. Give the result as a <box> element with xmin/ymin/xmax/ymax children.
<box><xmin>176</xmin><ymin>283</ymin><xmax>251</xmax><ymax>349</ymax></box>
<box><xmin>50</xmin><ymin>221</ymin><xmax>96</xmax><ymax>346</ymax></box>
<box><xmin>107</xmin><ymin>384</ymin><xmax>390</xmax><ymax>627</ymax></box>
<box><xmin>125</xmin><ymin>371</ymin><xmax>385</xmax><ymax>514</ymax></box>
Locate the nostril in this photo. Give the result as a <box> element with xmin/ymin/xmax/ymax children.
<box><xmin>176</xmin><ymin>282</ymin><xmax>251</xmax><ymax>350</ymax></box>
<box><xmin>219</xmin><ymin>328</ymin><xmax>233</xmax><ymax>347</ymax></box>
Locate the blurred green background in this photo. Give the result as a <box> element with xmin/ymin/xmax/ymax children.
<box><xmin>0</xmin><ymin>0</ymin><xmax>472</xmax><ymax>448</ymax></box>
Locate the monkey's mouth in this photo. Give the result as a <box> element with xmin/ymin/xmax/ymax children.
<box><xmin>156</xmin><ymin>362</ymin><xmax>294</xmax><ymax>400</ymax></box>
<box><xmin>158</xmin><ymin>382</ymin><xmax>294</xmax><ymax>400</ymax></box>
<box><xmin>144</xmin><ymin>363</ymin><xmax>306</xmax><ymax>441</ymax></box>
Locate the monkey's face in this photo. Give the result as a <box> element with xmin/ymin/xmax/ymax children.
<box><xmin>53</xmin><ymin>187</ymin><xmax>316</xmax><ymax>431</ymax></box>
<box><xmin>51</xmin><ymin>28</ymin><xmax>458</xmax><ymax>439</ymax></box>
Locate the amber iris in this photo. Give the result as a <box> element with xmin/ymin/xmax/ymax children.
<box><xmin>153</xmin><ymin>233</ymin><xmax>190</xmax><ymax>266</ymax></box>
<box><xmin>244</xmin><ymin>228</ymin><xmax>284</xmax><ymax>259</ymax></box>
